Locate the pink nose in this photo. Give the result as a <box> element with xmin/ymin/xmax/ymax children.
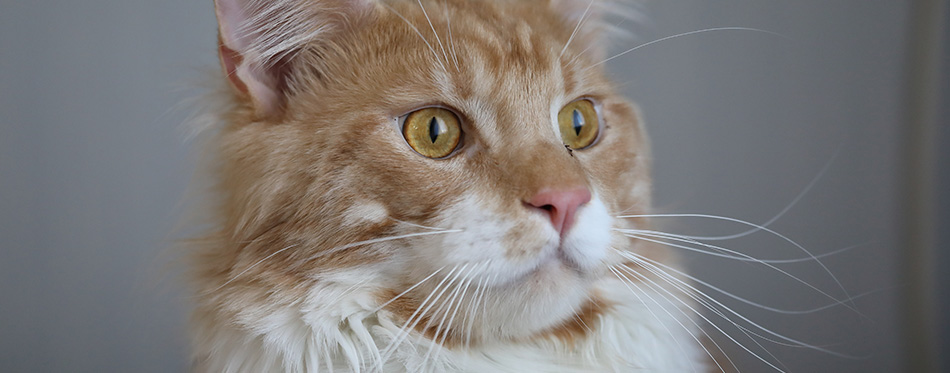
<box><xmin>526</xmin><ymin>187</ymin><xmax>591</xmax><ymax>237</ymax></box>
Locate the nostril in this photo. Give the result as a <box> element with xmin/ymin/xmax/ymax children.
<box><xmin>525</xmin><ymin>187</ymin><xmax>591</xmax><ymax>237</ymax></box>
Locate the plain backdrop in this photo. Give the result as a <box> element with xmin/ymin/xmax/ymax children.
<box><xmin>1</xmin><ymin>0</ymin><xmax>946</xmax><ymax>372</ymax></box>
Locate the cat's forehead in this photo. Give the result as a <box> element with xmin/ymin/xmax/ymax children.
<box><xmin>336</xmin><ymin>1</ymin><xmax>607</xmax><ymax>133</ymax></box>
<box><xmin>335</xmin><ymin>0</ymin><xmax>598</xmax><ymax>107</ymax></box>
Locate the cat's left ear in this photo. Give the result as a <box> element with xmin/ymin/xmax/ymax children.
<box><xmin>213</xmin><ymin>0</ymin><xmax>375</xmax><ymax>117</ymax></box>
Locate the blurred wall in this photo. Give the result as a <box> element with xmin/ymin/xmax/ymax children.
<box><xmin>936</xmin><ymin>2</ymin><xmax>950</xmax><ymax>371</ymax></box>
<box><xmin>0</xmin><ymin>0</ymin><xmax>943</xmax><ymax>372</ymax></box>
<box><xmin>615</xmin><ymin>1</ymin><xmax>908</xmax><ymax>371</ymax></box>
<box><xmin>0</xmin><ymin>1</ymin><xmax>216</xmax><ymax>371</ymax></box>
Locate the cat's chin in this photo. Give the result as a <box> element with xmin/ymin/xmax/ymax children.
<box><xmin>463</xmin><ymin>258</ymin><xmax>597</xmax><ymax>342</ymax></box>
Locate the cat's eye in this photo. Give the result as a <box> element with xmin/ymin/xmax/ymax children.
<box><xmin>557</xmin><ymin>99</ymin><xmax>600</xmax><ymax>150</ymax></box>
<box><xmin>402</xmin><ymin>107</ymin><xmax>462</xmax><ymax>158</ymax></box>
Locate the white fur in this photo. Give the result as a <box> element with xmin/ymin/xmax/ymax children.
<box><xmin>194</xmin><ymin>274</ymin><xmax>705</xmax><ymax>372</ymax></box>
<box><xmin>194</xmin><ymin>192</ymin><xmax>706</xmax><ymax>372</ymax></box>
<box><xmin>342</xmin><ymin>200</ymin><xmax>390</xmax><ymax>226</ymax></box>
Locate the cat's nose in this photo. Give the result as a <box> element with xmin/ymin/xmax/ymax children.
<box><xmin>526</xmin><ymin>187</ymin><xmax>591</xmax><ymax>237</ymax></box>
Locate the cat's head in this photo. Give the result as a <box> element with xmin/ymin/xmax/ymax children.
<box><xmin>207</xmin><ymin>0</ymin><xmax>656</xmax><ymax>344</ymax></box>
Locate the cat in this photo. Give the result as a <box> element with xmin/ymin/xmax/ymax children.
<box><xmin>188</xmin><ymin>0</ymin><xmax>711</xmax><ymax>371</ymax></box>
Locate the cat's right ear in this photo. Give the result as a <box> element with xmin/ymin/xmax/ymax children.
<box><xmin>213</xmin><ymin>0</ymin><xmax>374</xmax><ymax>117</ymax></box>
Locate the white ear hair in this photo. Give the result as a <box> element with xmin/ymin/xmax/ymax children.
<box><xmin>213</xmin><ymin>0</ymin><xmax>373</xmax><ymax>116</ymax></box>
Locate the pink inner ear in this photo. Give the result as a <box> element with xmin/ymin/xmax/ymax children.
<box><xmin>218</xmin><ymin>42</ymin><xmax>281</xmax><ymax>116</ymax></box>
<box><xmin>219</xmin><ymin>44</ymin><xmax>249</xmax><ymax>95</ymax></box>
<box><xmin>214</xmin><ymin>0</ymin><xmax>282</xmax><ymax>116</ymax></box>
<box><xmin>213</xmin><ymin>0</ymin><xmax>375</xmax><ymax>116</ymax></box>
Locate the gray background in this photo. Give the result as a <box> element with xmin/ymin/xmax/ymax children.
<box><xmin>0</xmin><ymin>0</ymin><xmax>945</xmax><ymax>372</ymax></box>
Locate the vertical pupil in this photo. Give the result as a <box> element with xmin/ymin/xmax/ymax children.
<box><xmin>428</xmin><ymin>117</ymin><xmax>443</xmax><ymax>143</ymax></box>
<box><xmin>572</xmin><ymin>109</ymin><xmax>584</xmax><ymax>136</ymax></box>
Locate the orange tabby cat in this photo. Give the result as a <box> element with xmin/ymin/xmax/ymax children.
<box><xmin>190</xmin><ymin>0</ymin><xmax>706</xmax><ymax>371</ymax></box>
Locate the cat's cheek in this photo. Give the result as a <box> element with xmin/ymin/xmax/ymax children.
<box><xmin>421</xmin><ymin>194</ymin><xmax>548</xmax><ymax>267</ymax></box>
<box><xmin>561</xmin><ymin>196</ymin><xmax>612</xmax><ymax>271</ymax></box>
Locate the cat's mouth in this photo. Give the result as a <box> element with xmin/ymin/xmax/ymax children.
<box><xmin>513</xmin><ymin>243</ymin><xmax>593</xmax><ymax>285</ymax></box>
<box><xmin>533</xmin><ymin>245</ymin><xmax>585</xmax><ymax>275</ymax></box>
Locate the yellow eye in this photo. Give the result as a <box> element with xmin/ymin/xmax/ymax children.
<box><xmin>557</xmin><ymin>99</ymin><xmax>600</xmax><ymax>150</ymax></box>
<box><xmin>402</xmin><ymin>107</ymin><xmax>462</xmax><ymax>158</ymax></box>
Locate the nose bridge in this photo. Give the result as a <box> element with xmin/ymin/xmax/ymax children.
<box><xmin>482</xmin><ymin>90</ymin><xmax>590</xmax><ymax>200</ymax></box>
<box><xmin>505</xmin><ymin>139</ymin><xmax>590</xmax><ymax>198</ymax></box>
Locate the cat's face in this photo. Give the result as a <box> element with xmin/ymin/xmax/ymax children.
<box><xmin>213</xmin><ymin>0</ymin><xmax>655</xmax><ymax>344</ymax></box>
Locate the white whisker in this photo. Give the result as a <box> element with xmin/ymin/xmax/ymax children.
<box><xmin>463</xmin><ymin>263</ymin><xmax>489</xmax><ymax>351</ymax></box>
<box><xmin>416</xmin><ymin>0</ymin><xmax>451</xmax><ymax>68</ymax></box>
<box><xmin>619</xmin><ymin>250</ymin><xmax>860</xmax><ymax>359</ymax></box>
<box><xmin>381</xmin><ymin>264</ymin><xmax>464</xmax><ymax>363</ymax></box>
<box><xmin>565</xmin><ymin>17</ymin><xmax>630</xmax><ymax>69</ymax></box>
<box><xmin>615</xmin><ymin>262</ymin><xmax>792</xmax><ymax>371</ymax></box>
<box><xmin>390</xmin><ymin>218</ymin><xmax>452</xmax><ymax>231</ymax></box>
<box><xmin>559</xmin><ymin>0</ymin><xmax>595</xmax><ymax>58</ymax></box>
<box><xmin>609</xmin><ymin>266</ymin><xmax>711</xmax><ymax>373</ymax></box>
<box><xmin>307</xmin><ymin>229</ymin><xmax>463</xmax><ymax>261</ymax></box>
<box><xmin>621</xmin><ymin>232</ymin><xmax>857</xmax><ymax>314</ymax></box>
<box><xmin>623</xmin><ymin>246</ymin><xmax>874</xmax><ymax>316</ymax></box>
<box><xmin>616</xmin><ymin>213</ymin><xmax>853</xmax><ymax>306</ymax></box>
<box><xmin>587</xmin><ymin>27</ymin><xmax>788</xmax><ymax>70</ymax></box>
<box><xmin>441</xmin><ymin>0</ymin><xmax>461</xmax><ymax>71</ymax></box>
<box><xmin>380</xmin><ymin>2</ymin><xmax>449</xmax><ymax>73</ymax></box>
<box><xmin>614</xmin><ymin>262</ymin><xmax>786</xmax><ymax>372</ymax></box>
<box><xmin>200</xmin><ymin>244</ymin><xmax>298</xmax><ymax>296</ymax></box>
<box><xmin>685</xmin><ymin>150</ymin><xmax>838</xmax><ymax>241</ymax></box>
<box><xmin>429</xmin><ymin>262</ymin><xmax>486</xmax><ymax>369</ymax></box>
<box><xmin>618</xmin><ymin>228</ymin><xmax>862</xmax><ymax>264</ymax></box>
<box><xmin>374</xmin><ymin>266</ymin><xmax>447</xmax><ymax>312</ymax></box>
<box><xmin>417</xmin><ymin>262</ymin><xmax>480</xmax><ymax>371</ymax></box>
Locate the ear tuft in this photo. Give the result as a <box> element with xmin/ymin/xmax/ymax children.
<box><xmin>214</xmin><ymin>0</ymin><xmax>374</xmax><ymax>117</ymax></box>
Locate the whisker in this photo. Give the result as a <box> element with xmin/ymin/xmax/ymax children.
<box><xmin>618</xmin><ymin>228</ymin><xmax>862</xmax><ymax>264</ymax></box>
<box><xmin>565</xmin><ymin>17</ymin><xmax>630</xmax><ymax>69</ymax></box>
<box><xmin>609</xmin><ymin>266</ymin><xmax>713</xmax><ymax>373</ymax></box>
<box><xmin>616</xmin><ymin>213</ymin><xmax>853</xmax><ymax>306</ymax></box>
<box><xmin>618</xmin><ymin>250</ymin><xmax>861</xmax><ymax>359</ymax></box>
<box><xmin>565</xmin><ymin>42</ymin><xmax>597</xmax><ymax>69</ymax></box>
<box><xmin>616</xmin><ymin>262</ymin><xmax>792</xmax><ymax>371</ymax></box>
<box><xmin>482</xmin><ymin>271</ymin><xmax>498</xmax><ymax>328</ymax></box>
<box><xmin>307</xmin><ymin>229</ymin><xmax>463</xmax><ymax>261</ymax></box>
<box><xmin>374</xmin><ymin>266</ymin><xmax>447</xmax><ymax>312</ymax></box>
<box><xmin>559</xmin><ymin>0</ymin><xmax>595</xmax><ymax>58</ymax></box>
<box><xmin>389</xmin><ymin>218</ymin><xmax>452</xmax><ymax>231</ymax></box>
<box><xmin>200</xmin><ymin>244</ymin><xmax>298</xmax><ymax>296</ymax></box>
<box><xmin>380</xmin><ymin>2</ymin><xmax>449</xmax><ymax>73</ymax></box>
<box><xmin>623</xmin><ymin>247</ymin><xmax>876</xmax><ymax>316</ymax></box>
<box><xmin>684</xmin><ymin>149</ymin><xmax>839</xmax><ymax>241</ymax></box>
<box><xmin>326</xmin><ymin>277</ymin><xmax>374</xmax><ymax>309</ymax></box>
<box><xmin>416</xmin><ymin>0</ymin><xmax>451</xmax><ymax>67</ymax></box>
<box><xmin>625</xmin><ymin>261</ymin><xmax>829</xmax><ymax>358</ymax></box>
<box><xmin>428</xmin><ymin>261</ymin><xmax>486</xmax><ymax>369</ymax></box>
<box><xmin>381</xmin><ymin>264</ymin><xmax>464</xmax><ymax>363</ymax></box>
<box><xmin>613</xmin><ymin>262</ymin><xmax>785</xmax><ymax>372</ymax></box>
<box><xmin>463</xmin><ymin>264</ymin><xmax>488</xmax><ymax>351</ymax></box>
<box><xmin>442</xmin><ymin>0</ymin><xmax>460</xmax><ymax>72</ymax></box>
<box><xmin>621</xmin><ymin>232</ymin><xmax>857</xmax><ymax>314</ymax></box>
<box><xmin>417</xmin><ymin>262</ymin><xmax>481</xmax><ymax>371</ymax></box>
<box><xmin>587</xmin><ymin>27</ymin><xmax>788</xmax><ymax>70</ymax></box>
